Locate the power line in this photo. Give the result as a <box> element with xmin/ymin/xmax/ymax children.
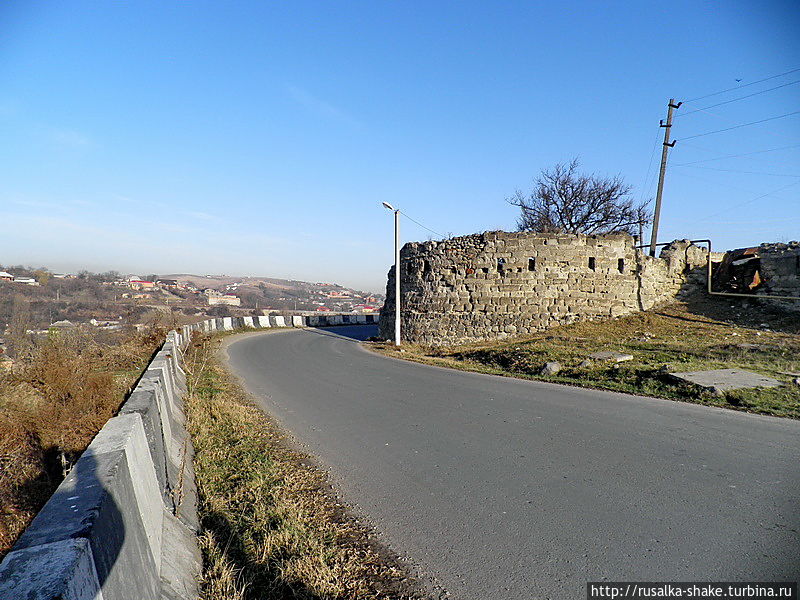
<box><xmin>678</xmin><ymin>110</ymin><xmax>800</xmax><ymax>141</ymax></box>
<box><xmin>401</xmin><ymin>211</ymin><xmax>445</xmax><ymax>239</ymax></box>
<box><xmin>673</xmin><ymin>143</ymin><xmax>800</xmax><ymax>166</ymax></box>
<box><xmin>637</xmin><ymin>128</ymin><xmax>661</xmax><ymax>202</ymax></box>
<box><xmin>671</xmin><ymin>169</ymin><xmax>796</xmax><ymax>200</ymax></box>
<box><xmin>695</xmin><ymin>179</ymin><xmax>800</xmax><ymax>221</ymax></box>
<box><xmin>711</xmin><ymin>217</ymin><xmax>800</xmax><ymax>226</ymax></box>
<box><xmin>677</xmin><ymin>79</ymin><xmax>800</xmax><ymax>117</ymax></box>
<box><xmin>677</xmin><ymin>105</ymin><xmax>800</xmax><ymax>144</ymax></box>
<box><xmin>674</xmin><ymin>164</ymin><xmax>800</xmax><ymax>177</ymax></box>
<box><xmin>683</xmin><ymin>67</ymin><xmax>800</xmax><ymax>103</ymax></box>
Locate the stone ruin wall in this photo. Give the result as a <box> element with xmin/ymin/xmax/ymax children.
<box><xmin>757</xmin><ymin>241</ymin><xmax>800</xmax><ymax>312</ymax></box>
<box><xmin>379</xmin><ymin>231</ymin><xmax>708</xmax><ymax>346</ymax></box>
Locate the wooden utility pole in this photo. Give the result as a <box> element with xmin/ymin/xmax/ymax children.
<box><xmin>649</xmin><ymin>98</ymin><xmax>681</xmax><ymax>256</ymax></box>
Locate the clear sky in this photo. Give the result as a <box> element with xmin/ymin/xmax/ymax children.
<box><xmin>1</xmin><ymin>1</ymin><xmax>798</xmax><ymax>292</ymax></box>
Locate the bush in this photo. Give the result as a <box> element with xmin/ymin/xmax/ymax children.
<box><xmin>0</xmin><ymin>325</ymin><xmax>164</xmax><ymax>558</ymax></box>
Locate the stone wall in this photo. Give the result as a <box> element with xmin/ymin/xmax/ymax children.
<box><xmin>379</xmin><ymin>231</ymin><xmax>708</xmax><ymax>346</ymax></box>
<box><xmin>757</xmin><ymin>241</ymin><xmax>800</xmax><ymax>312</ymax></box>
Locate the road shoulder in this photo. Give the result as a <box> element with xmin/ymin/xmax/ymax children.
<box><xmin>186</xmin><ymin>329</ymin><xmax>431</xmax><ymax>600</ymax></box>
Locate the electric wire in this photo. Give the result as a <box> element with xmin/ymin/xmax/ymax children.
<box><xmin>676</xmin><ymin>105</ymin><xmax>800</xmax><ymax>145</ymax></box>
<box><xmin>637</xmin><ymin>128</ymin><xmax>662</xmax><ymax>203</ymax></box>
<box><xmin>683</xmin><ymin>67</ymin><xmax>800</xmax><ymax>103</ymax></box>
<box><xmin>670</xmin><ymin>170</ymin><xmax>796</xmax><ymax>201</ymax></box>
<box><xmin>673</xmin><ymin>143</ymin><xmax>800</xmax><ymax>166</ymax></box>
<box><xmin>677</xmin><ymin>79</ymin><xmax>800</xmax><ymax>117</ymax></box>
<box><xmin>677</xmin><ymin>110</ymin><xmax>800</xmax><ymax>141</ymax></box>
<box><xmin>401</xmin><ymin>211</ymin><xmax>446</xmax><ymax>239</ymax></box>
<box><xmin>676</xmin><ymin>108</ymin><xmax>797</xmax><ymax>140</ymax></box>
<box><xmin>695</xmin><ymin>179</ymin><xmax>800</xmax><ymax>221</ymax></box>
<box><xmin>674</xmin><ymin>164</ymin><xmax>800</xmax><ymax>177</ymax></box>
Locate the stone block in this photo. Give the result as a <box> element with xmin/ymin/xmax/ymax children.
<box><xmin>669</xmin><ymin>369</ymin><xmax>781</xmax><ymax>392</ymax></box>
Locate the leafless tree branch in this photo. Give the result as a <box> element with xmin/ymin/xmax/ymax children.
<box><xmin>507</xmin><ymin>158</ymin><xmax>652</xmax><ymax>236</ymax></box>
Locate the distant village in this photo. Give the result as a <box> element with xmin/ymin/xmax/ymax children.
<box><xmin>0</xmin><ymin>267</ymin><xmax>384</xmax><ymax>356</ymax></box>
<box><xmin>121</xmin><ymin>275</ymin><xmax>382</xmax><ymax>313</ymax></box>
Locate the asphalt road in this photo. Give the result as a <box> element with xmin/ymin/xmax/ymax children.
<box><xmin>225</xmin><ymin>326</ymin><xmax>800</xmax><ymax>599</ymax></box>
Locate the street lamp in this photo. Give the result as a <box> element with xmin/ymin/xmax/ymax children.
<box><xmin>382</xmin><ymin>202</ymin><xmax>401</xmax><ymax>346</ymax></box>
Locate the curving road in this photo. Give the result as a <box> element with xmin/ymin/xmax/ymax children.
<box><xmin>225</xmin><ymin>326</ymin><xmax>800</xmax><ymax>599</ymax></box>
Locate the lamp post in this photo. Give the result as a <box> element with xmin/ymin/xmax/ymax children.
<box><xmin>382</xmin><ymin>202</ymin><xmax>401</xmax><ymax>346</ymax></box>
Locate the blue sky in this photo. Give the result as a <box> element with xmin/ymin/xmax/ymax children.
<box><xmin>1</xmin><ymin>1</ymin><xmax>798</xmax><ymax>292</ymax></box>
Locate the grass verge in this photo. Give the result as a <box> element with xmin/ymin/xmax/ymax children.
<box><xmin>183</xmin><ymin>330</ymin><xmax>426</xmax><ymax>600</ymax></box>
<box><xmin>369</xmin><ymin>297</ymin><xmax>800</xmax><ymax>418</ymax></box>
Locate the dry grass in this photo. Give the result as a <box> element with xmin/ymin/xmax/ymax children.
<box><xmin>369</xmin><ymin>297</ymin><xmax>800</xmax><ymax>418</ymax></box>
<box><xmin>183</xmin><ymin>332</ymin><xmax>426</xmax><ymax>600</ymax></box>
<box><xmin>0</xmin><ymin>326</ymin><xmax>165</xmax><ymax>557</ymax></box>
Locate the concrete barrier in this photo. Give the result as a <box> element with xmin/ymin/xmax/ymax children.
<box><xmin>180</xmin><ymin>313</ymin><xmax>379</xmax><ymax>334</ymax></box>
<box><xmin>0</xmin><ymin>315</ymin><xmax>378</xmax><ymax>597</ymax></box>
<box><xmin>0</xmin><ymin>315</ymin><xmax>377</xmax><ymax>600</ymax></box>
<box><xmin>0</xmin><ymin>331</ymin><xmax>200</xmax><ymax>600</ymax></box>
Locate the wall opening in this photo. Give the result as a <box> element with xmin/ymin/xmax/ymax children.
<box><xmin>497</xmin><ymin>258</ymin><xmax>506</xmax><ymax>270</ymax></box>
<box><xmin>528</xmin><ymin>257</ymin><xmax>536</xmax><ymax>271</ymax></box>
<box><xmin>618</xmin><ymin>258</ymin><xmax>625</xmax><ymax>274</ymax></box>
<box><xmin>481</xmin><ymin>267</ymin><xmax>489</xmax><ymax>274</ymax></box>
<box><xmin>588</xmin><ymin>257</ymin><xmax>596</xmax><ymax>271</ymax></box>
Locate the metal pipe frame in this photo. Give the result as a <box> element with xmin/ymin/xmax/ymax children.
<box><xmin>634</xmin><ymin>239</ymin><xmax>800</xmax><ymax>302</ymax></box>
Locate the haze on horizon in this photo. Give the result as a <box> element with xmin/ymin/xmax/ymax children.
<box><xmin>1</xmin><ymin>1</ymin><xmax>798</xmax><ymax>292</ymax></box>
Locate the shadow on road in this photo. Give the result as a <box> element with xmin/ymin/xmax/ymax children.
<box><xmin>304</xmin><ymin>325</ymin><xmax>378</xmax><ymax>342</ymax></box>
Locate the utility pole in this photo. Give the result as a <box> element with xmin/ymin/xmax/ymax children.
<box><xmin>649</xmin><ymin>98</ymin><xmax>682</xmax><ymax>256</ymax></box>
<box><xmin>381</xmin><ymin>202</ymin><xmax>401</xmax><ymax>346</ymax></box>
<box><xmin>393</xmin><ymin>208</ymin><xmax>400</xmax><ymax>346</ymax></box>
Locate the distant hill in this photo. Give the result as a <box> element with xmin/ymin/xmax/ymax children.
<box><xmin>160</xmin><ymin>274</ymin><xmax>384</xmax><ymax>313</ymax></box>
<box><xmin>0</xmin><ymin>266</ymin><xmax>383</xmax><ymax>332</ymax></box>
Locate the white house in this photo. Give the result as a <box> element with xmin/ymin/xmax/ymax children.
<box><xmin>13</xmin><ymin>277</ymin><xmax>39</xmax><ymax>286</ymax></box>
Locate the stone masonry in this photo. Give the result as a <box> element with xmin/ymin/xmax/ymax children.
<box><xmin>379</xmin><ymin>231</ymin><xmax>708</xmax><ymax>346</ymax></box>
<box><xmin>757</xmin><ymin>241</ymin><xmax>800</xmax><ymax>312</ymax></box>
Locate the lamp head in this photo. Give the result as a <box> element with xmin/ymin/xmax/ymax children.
<box><xmin>381</xmin><ymin>201</ymin><xmax>395</xmax><ymax>211</ymax></box>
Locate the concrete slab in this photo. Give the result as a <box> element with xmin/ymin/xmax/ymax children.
<box><xmin>669</xmin><ymin>369</ymin><xmax>782</xmax><ymax>392</ymax></box>
<box><xmin>120</xmin><ymin>386</ymin><xmax>168</xmax><ymax>504</ymax></box>
<box><xmin>160</xmin><ymin>511</ymin><xmax>201</xmax><ymax>600</ymax></box>
<box><xmin>83</xmin><ymin>413</ymin><xmax>164</xmax><ymax>571</ymax></box>
<box><xmin>0</xmin><ymin>538</ymin><xmax>102</xmax><ymax>600</ymax></box>
<box><xmin>588</xmin><ymin>350</ymin><xmax>634</xmax><ymax>363</ymax></box>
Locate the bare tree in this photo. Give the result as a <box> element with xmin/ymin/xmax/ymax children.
<box><xmin>508</xmin><ymin>158</ymin><xmax>651</xmax><ymax>236</ymax></box>
<box><xmin>8</xmin><ymin>295</ymin><xmax>33</xmax><ymax>360</ymax></box>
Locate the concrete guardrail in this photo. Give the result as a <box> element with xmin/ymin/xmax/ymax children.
<box><xmin>179</xmin><ymin>313</ymin><xmax>378</xmax><ymax>338</ymax></box>
<box><xmin>0</xmin><ymin>315</ymin><xmax>377</xmax><ymax>599</ymax></box>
